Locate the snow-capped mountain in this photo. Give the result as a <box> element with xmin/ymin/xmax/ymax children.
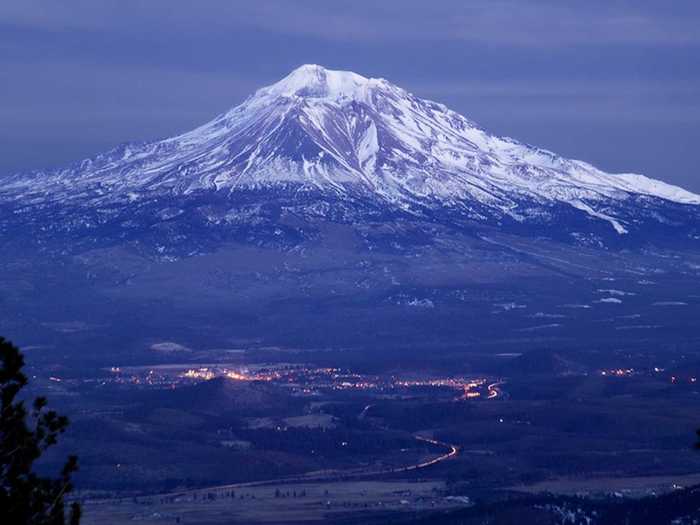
<box><xmin>3</xmin><ymin>66</ymin><xmax>700</xmax><ymax>360</ymax></box>
<box><xmin>2</xmin><ymin>64</ymin><xmax>699</xmax><ymax>248</ymax></box>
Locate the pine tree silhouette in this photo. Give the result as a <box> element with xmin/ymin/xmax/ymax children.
<box><xmin>0</xmin><ymin>337</ymin><xmax>81</xmax><ymax>524</ymax></box>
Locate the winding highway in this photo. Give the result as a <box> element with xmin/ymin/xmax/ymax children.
<box><xmin>147</xmin><ymin>385</ymin><xmax>513</xmax><ymax>501</ymax></box>
<box><xmin>105</xmin><ymin>380</ymin><xmax>508</xmax><ymax>504</ymax></box>
<box><xmin>152</xmin><ymin>406</ymin><xmax>460</xmax><ymax>502</ymax></box>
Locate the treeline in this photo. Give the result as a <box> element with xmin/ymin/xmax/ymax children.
<box><xmin>367</xmin><ymin>401</ymin><xmax>476</xmax><ymax>431</ymax></box>
<box><xmin>375</xmin><ymin>487</ymin><xmax>700</xmax><ymax>525</ymax></box>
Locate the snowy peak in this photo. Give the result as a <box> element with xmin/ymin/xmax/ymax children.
<box><xmin>256</xmin><ymin>64</ymin><xmax>374</xmax><ymax>101</ymax></box>
<box><xmin>2</xmin><ymin>65</ymin><xmax>699</xmax><ymax>240</ymax></box>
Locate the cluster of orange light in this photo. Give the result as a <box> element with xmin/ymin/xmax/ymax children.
<box><xmin>182</xmin><ymin>368</ymin><xmax>216</xmax><ymax>380</ymax></box>
<box><xmin>600</xmin><ymin>368</ymin><xmax>635</xmax><ymax>377</ymax></box>
<box><xmin>332</xmin><ymin>381</ymin><xmax>378</xmax><ymax>390</ymax></box>
<box><xmin>225</xmin><ymin>370</ymin><xmax>250</xmax><ymax>381</ymax></box>
<box><xmin>396</xmin><ymin>378</ymin><xmax>484</xmax><ymax>388</ymax></box>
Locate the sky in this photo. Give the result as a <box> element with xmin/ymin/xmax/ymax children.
<box><xmin>1</xmin><ymin>1</ymin><xmax>699</xmax><ymax>191</ymax></box>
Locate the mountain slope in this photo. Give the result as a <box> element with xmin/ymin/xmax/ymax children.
<box><xmin>2</xmin><ymin>64</ymin><xmax>699</xmax><ymax>247</ymax></box>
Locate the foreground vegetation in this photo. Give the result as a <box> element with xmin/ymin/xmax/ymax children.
<box><xmin>0</xmin><ymin>338</ymin><xmax>81</xmax><ymax>524</ymax></box>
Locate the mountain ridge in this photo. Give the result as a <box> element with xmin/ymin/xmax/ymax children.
<box><xmin>2</xmin><ymin>64</ymin><xmax>699</xmax><ymax>247</ymax></box>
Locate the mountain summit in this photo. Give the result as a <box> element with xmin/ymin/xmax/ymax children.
<box><xmin>257</xmin><ymin>64</ymin><xmax>375</xmax><ymax>100</ymax></box>
<box><xmin>2</xmin><ymin>65</ymin><xmax>699</xmax><ymax>246</ymax></box>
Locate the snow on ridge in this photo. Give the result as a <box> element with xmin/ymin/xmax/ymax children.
<box><xmin>614</xmin><ymin>173</ymin><xmax>700</xmax><ymax>205</ymax></box>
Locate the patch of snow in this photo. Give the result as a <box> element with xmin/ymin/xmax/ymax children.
<box><xmin>569</xmin><ymin>200</ymin><xmax>628</xmax><ymax>234</ymax></box>
<box><xmin>407</xmin><ymin>298</ymin><xmax>434</xmax><ymax>308</ymax></box>
<box><xmin>597</xmin><ymin>289</ymin><xmax>636</xmax><ymax>296</ymax></box>
<box><xmin>150</xmin><ymin>341</ymin><xmax>192</xmax><ymax>353</ymax></box>
<box><xmin>517</xmin><ymin>323</ymin><xmax>562</xmax><ymax>332</ymax></box>
<box><xmin>494</xmin><ymin>302</ymin><xmax>527</xmax><ymax>311</ymax></box>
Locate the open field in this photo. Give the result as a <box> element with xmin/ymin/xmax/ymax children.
<box><xmin>82</xmin><ymin>480</ymin><xmax>461</xmax><ymax>524</ymax></box>
<box><xmin>508</xmin><ymin>473</ymin><xmax>700</xmax><ymax>496</ymax></box>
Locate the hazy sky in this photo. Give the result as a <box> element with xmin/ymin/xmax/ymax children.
<box><xmin>1</xmin><ymin>1</ymin><xmax>699</xmax><ymax>190</ymax></box>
